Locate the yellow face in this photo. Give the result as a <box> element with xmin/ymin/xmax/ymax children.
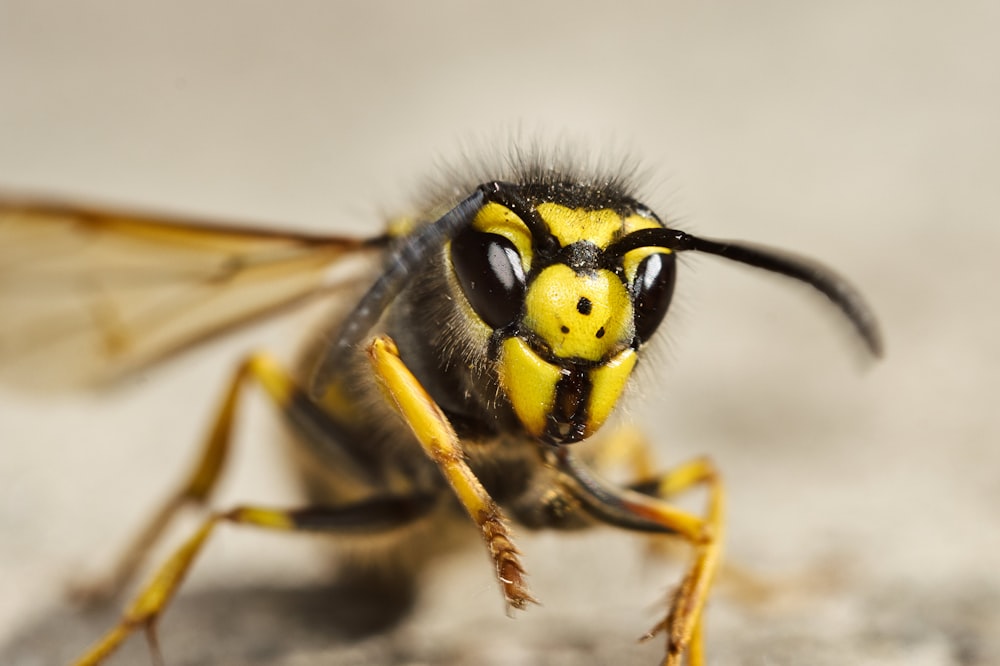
<box><xmin>450</xmin><ymin>199</ymin><xmax>677</xmax><ymax>444</ymax></box>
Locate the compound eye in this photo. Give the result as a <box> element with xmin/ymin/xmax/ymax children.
<box><xmin>631</xmin><ymin>252</ymin><xmax>676</xmax><ymax>343</ymax></box>
<box><xmin>451</xmin><ymin>229</ymin><xmax>526</xmax><ymax>329</ymax></box>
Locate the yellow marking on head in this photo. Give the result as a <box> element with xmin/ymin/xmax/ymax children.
<box><xmin>622</xmin><ymin>212</ymin><xmax>661</xmax><ymax>235</ymax></box>
<box><xmin>586</xmin><ymin>348</ymin><xmax>637</xmax><ymax>437</ymax></box>
<box><xmin>472</xmin><ymin>202</ymin><xmax>534</xmax><ymax>270</ymax></box>
<box><xmin>622</xmin><ymin>247</ymin><xmax>672</xmax><ymax>284</ymax></box>
<box><xmin>535</xmin><ymin>203</ymin><xmax>623</xmax><ymax>248</ymax></box>
<box><xmin>524</xmin><ymin>265</ymin><xmax>633</xmax><ymax>362</ymax></box>
<box><xmin>499</xmin><ymin>336</ymin><xmax>562</xmax><ymax>438</ymax></box>
<box><xmin>618</xmin><ymin>212</ymin><xmax>668</xmax><ymax>281</ymax></box>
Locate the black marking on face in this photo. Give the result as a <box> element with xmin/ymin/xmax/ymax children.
<box><xmin>544</xmin><ymin>366</ymin><xmax>592</xmax><ymax>444</ymax></box>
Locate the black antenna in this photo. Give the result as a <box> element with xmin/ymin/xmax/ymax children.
<box><xmin>605</xmin><ymin>227</ymin><xmax>883</xmax><ymax>357</ymax></box>
<box><xmin>308</xmin><ymin>186</ymin><xmax>488</xmax><ymax>398</ymax></box>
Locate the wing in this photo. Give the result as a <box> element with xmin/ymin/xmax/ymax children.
<box><xmin>0</xmin><ymin>195</ymin><xmax>384</xmax><ymax>390</ymax></box>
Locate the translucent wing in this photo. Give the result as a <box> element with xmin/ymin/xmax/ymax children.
<box><xmin>0</xmin><ymin>196</ymin><xmax>382</xmax><ymax>390</ymax></box>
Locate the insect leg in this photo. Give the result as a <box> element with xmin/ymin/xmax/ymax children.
<box><xmin>636</xmin><ymin>458</ymin><xmax>722</xmax><ymax>666</ymax></box>
<box><xmin>366</xmin><ymin>334</ymin><xmax>536</xmax><ymax>611</ymax></box>
<box><xmin>555</xmin><ymin>449</ymin><xmax>724</xmax><ymax>666</ymax></box>
<box><xmin>589</xmin><ymin>425</ymin><xmax>717</xmax><ymax>554</ymax></box>
<box><xmin>75</xmin><ymin>352</ymin><xmax>367</xmax><ymax>602</ymax></box>
<box><xmin>589</xmin><ymin>426</ymin><xmax>717</xmax><ymax>504</ymax></box>
<box><xmin>588</xmin><ymin>424</ymin><xmax>660</xmax><ymax>482</ymax></box>
<box><xmin>73</xmin><ymin>493</ymin><xmax>438</xmax><ymax>666</ymax></box>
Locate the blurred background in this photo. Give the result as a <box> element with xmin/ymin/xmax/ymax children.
<box><xmin>1</xmin><ymin>2</ymin><xmax>997</xmax><ymax>664</ymax></box>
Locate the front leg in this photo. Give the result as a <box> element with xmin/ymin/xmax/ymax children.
<box><xmin>555</xmin><ymin>448</ymin><xmax>724</xmax><ymax>666</ymax></box>
<box><xmin>367</xmin><ymin>335</ymin><xmax>535</xmax><ymax>610</ymax></box>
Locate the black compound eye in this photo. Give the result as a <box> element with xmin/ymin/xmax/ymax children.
<box><xmin>631</xmin><ymin>252</ymin><xmax>676</xmax><ymax>343</ymax></box>
<box><xmin>451</xmin><ymin>229</ymin><xmax>526</xmax><ymax>329</ymax></box>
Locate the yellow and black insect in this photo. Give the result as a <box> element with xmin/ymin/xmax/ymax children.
<box><xmin>0</xmin><ymin>151</ymin><xmax>881</xmax><ymax>665</ymax></box>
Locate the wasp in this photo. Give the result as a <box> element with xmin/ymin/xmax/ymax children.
<box><xmin>0</xmin><ymin>150</ymin><xmax>881</xmax><ymax>665</ymax></box>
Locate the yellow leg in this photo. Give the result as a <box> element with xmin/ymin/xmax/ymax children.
<box><xmin>556</xmin><ymin>434</ymin><xmax>724</xmax><ymax>666</ymax></box>
<box><xmin>588</xmin><ymin>424</ymin><xmax>659</xmax><ymax>482</ymax></box>
<box><xmin>73</xmin><ymin>352</ymin><xmax>318</xmax><ymax>603</ymax></box>
<box><xmin>367</xmin><ymin>335</ymin><xmax>535</xmax><ymax>610</ymax></box>
<box><xmin>74</xmin><ymin>495</ymin><xmax>438</xmax><ymax>666</ymax></box>
<box><xmin>637</xmin><ymin>457</ymin><xmax>723</xmax><ymax>666</ymax></box>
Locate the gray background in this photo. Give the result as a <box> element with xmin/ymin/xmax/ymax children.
<box><xmin>1</xmin><ymin>2</ymin><xmax>998</xmax><ymax>665</ymax></box>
